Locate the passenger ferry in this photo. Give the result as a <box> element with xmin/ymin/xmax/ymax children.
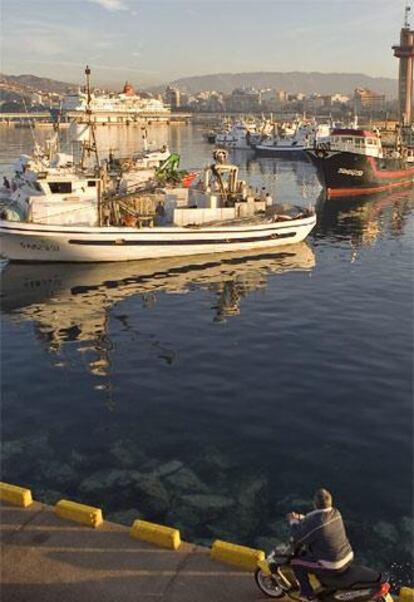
<box><xmin>307</xmin><ymin>128</ymin><xmax>414</xmax><ymax>199</ymax></box>
<box><xmin>62</xmin><ymin>82</ymin><xmax>170</xmax><ymax>124</ymax></box>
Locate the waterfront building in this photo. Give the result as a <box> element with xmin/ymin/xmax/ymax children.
<box><xmin>164</xmin><ymin>85</ymin><xmax>181</xmax><ymax>109</ymax></box>
<box><xmin>392</xmin><ymin>4</ymin><xmax>414</xmax><ymax>124</ymax></box>
<box><xmin>225</xmin><ymin>87</ymin><xmax>261</xmax><ymax>112</ymax></box>
<box><xmin>354</xmin><ymin>88</ymin><xmax>386</xmax><ymax>116</ymax></box>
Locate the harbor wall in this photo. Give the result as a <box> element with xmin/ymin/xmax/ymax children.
<box><xmin>1</xmin><ymin>480</ymin><xmax>413</xmax><ymax>599</ymax></box>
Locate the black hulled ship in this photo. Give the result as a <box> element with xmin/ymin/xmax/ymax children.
<box><xmin>307</xmin><ymin>128</ymin><xmax>414</xmax><ymax>199</ymax></box>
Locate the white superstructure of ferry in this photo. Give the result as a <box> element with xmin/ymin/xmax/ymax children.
<box><xmin>63</xmin><ymin>82</ymin><xmax>170</xmax><ymax>123</ymax></box>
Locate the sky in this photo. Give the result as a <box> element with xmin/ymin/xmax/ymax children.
<box><xmin>0</xmin><ymin>0</ymin><xmax>408</xmax><ymax>89</ymax></box>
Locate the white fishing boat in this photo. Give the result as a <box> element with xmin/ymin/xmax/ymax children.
<box><xmin>215</xmin><ymin>120</ymin><xmax>258</xmax><ymax>149</ymax></box>
<box><xmin>255</xmin><ymin>122</ymin><xmax>331</xmax><ymax>157</ymax></box>
<box><xmin>0</xmin><ymin>151</ymin><xmax>316</xmax><ymax>263</ymax></box>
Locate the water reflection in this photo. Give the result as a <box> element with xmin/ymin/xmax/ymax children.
<box><xmin>1</xmin><ymin>243</ymin><xmax>315</xmax><ymax>378</ymax></box>
<box><xmin>315</xmin><ymin>189</ymin><xmax>414</xmax><ymax>247</ymax></box>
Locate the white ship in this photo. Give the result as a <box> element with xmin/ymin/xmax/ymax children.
<box><xmin>63</xmin><ymin>82</ymin><xmax>170</xmax><ymax>124</ymax></box>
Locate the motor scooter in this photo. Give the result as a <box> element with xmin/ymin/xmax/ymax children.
<box><xmin>255</xmin><ymin>544</ymin><xmax>392</xmax><ymax>602</ymax></box>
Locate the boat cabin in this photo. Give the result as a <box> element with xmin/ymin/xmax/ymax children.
<box><xmin>329</xmin><ymin>129</ymin><xmax>383</xmax><ymax>158</ymax></box>
<box><xmin>7</xmin><ymin>171</ymin><xmax>101</xmax><ymax>226</ymax></box>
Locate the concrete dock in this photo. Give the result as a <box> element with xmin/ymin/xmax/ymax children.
<box><xmin>1</xmin><ymin>501</ymin><xmax>261</xmax><ymax>601</ymax></box>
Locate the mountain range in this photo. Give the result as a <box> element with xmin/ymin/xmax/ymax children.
<box><xmin>167</xmin><ymin>72</ymin><xmax>397</xmax><ymax>97</ymax></box>
<box><xmin>0</xmin><ymin>71</ymin><xmax>398</xmax><ymax>100</ymax></box>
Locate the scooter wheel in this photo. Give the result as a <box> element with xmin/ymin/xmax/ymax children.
<box><xmin>254</xmin><ymin>567</ymin><xmax>286</xmax><ymax>598</ymax></box>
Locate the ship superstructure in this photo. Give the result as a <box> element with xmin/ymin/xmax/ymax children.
<box><xmin>63</xmin><ymin>81</ymin><xmax>170</xmax><ymax>124</ymax></box>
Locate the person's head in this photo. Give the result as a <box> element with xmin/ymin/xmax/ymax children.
<box><xmin>313</xmin><ymin>488</ymin><xmax>333</xmax><ymax>509</ymax></box>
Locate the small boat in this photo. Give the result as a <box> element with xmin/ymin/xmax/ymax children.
<box><xmin>0</xmin><ymin>151</ymin><xmax>316</xmax><ymax>263</ymax></box>
<box><xmin>255</xmin><ymin>122</ymin><xmax>331</xmax><ymax>157</ymax></box>
<box><xmin>306</xmin><ymin>127</ymin><xmax>414</xmax><ymax>199</ymax></box>
<box><xmin>215</xmin><ymin>120</ymin><xmax>258</xmax><ymax>150</ymax></box>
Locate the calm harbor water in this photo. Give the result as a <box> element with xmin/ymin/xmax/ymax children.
<box><xmin>0</xmin><ymin>124</ymin><xmax>413</xmax><ymax>587</ymax></box>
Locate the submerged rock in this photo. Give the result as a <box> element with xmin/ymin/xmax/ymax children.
<box><xmin>193</xmin><ymin>447</ymin><xmax>234</xmax><ymax>479</ymax></box>
<box><xmin>238</xmin><ymin>475</ymin><xmax>269</xmax><ymax>511</ymax></box>
<box><xmin>165</xmin><ymin>504</ymin><xmax>203</xmax><ymax>530</ymax></box>
<box><xmin>164</xmin><ymin>466</ymin><xmax>209</xmax><ymax>494</ymax></box>
<box><xmin>399</xmin><ymin>516</ymin><xmax>414</xmax><ymax>538</ymax></box>
<box><xmin>373</xmin><ymin>521</ymin><xmax>399</xmax><ymax>544</ymax></box>
<box><xmin>25</xmin><ymin>435</ymin><xmax>54</xmax><ymax>460</ymax></box>
<box><xmin>2</xmin><ymin>439</ymin><xmax>24</xmax><ymax>461</ymax></box>
<box><xmin>109</xmin><ymin>440</ymin><xmax>149</xmax><ymax>469</ymax></box>
<box><xmin>38</xmin><ymin>461</ymin><xmax>78</xmax><ymax>487</ymax></box>
<box><xmin>182</xmin><ymin>493</ymin><xmax>234</xmax><ymax>510</ymax></box>
<box><xmin>107</xmin><ymin>508</ymin><xmax>144</xmax><ymax>526</ymax></box>
<box><xmin>79</xmin><ymin>469</ymin><xmax>137</xmax><ymax>494</ymax></box>
<box><xmin>153</xmin><ymin>460</ymin><xmax>184</xmax><ymax>478</ymax></box>
<box><xmin>399</xmin><ymin>516</ymin><xmax>414</xmax><ymax>555</ymax></box>
<box><xmin>131</xmin><ymin>473</ymin><xmax>170</xmax><ymax>516</ymax></box>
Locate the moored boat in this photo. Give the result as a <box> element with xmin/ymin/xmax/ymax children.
<box><xmin>0</xmin><ymin>151</ymin><xmax>316</xmax><ymax>263</ymax></box>
<box><xmin>307</xmin><ymin>128</ymin><xmax>414</xmax><ymax>199</ymax></box>
<box><xmin>255</xmin><ymin>122</ymin><xmax>331</xmax><ymax>157</ymax></box>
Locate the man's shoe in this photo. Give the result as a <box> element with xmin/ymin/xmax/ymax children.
<box><xmin>298</xmin><ymin>595</ymin><xmax>317</xmax><ymax>602</ymax></box>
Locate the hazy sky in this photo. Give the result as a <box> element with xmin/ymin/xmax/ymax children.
<box><xmin>0</xmin><ymin>0</ymin><xmax>407</xmax><ymax>88</ymax></box>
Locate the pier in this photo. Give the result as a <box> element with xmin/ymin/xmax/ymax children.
<box><xmin>1</xmin><ymin>484</ymin><xmax>414</xmax><ymax>602</ymax></box>
<box><xmin>1</xmin><ymin>498</ymin><xmax>258</xmax><ymax>602</ymax></box>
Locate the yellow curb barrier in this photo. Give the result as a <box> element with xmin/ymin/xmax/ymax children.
<box><xmin>400</xmin><ymin>588</ymin><xmax>414</xmax><ymax>602</ymax></box>
<box><xmin>210</xmin><ymin>539</ymin><xmax>265</xmax><ymax>572</ymax></box>
<box><xmin>55</xmin><ymin>499</ymin><xmax>103</xmax><ymax>528</ymax></box>
<box><xmin>0</xmin><ymin>482</ymin><xmax>33</xmax><ymax>507</ymax></box>
<box><xmin>130</xmin><ymin>519</ymin><xmax>181</xmax><ymax>550</ymax></box>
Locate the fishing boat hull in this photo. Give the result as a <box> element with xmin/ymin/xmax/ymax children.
<box><xmin>0</xmin><ymin>215</ymin><xmax>316</xmax><ymax>263</ymax></box>
<box><xmin>255</xmin><ymin>144</ymin><xmax>306</xmax><ymax>157</ymax></box>
<box><xmin>307</xmin><ymin>149</ymin><xmax>414</xmax><ymax>199</ymax></box>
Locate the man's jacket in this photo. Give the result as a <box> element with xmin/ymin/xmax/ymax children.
<box><xmin>290</xmin><ymin>508</ymin><xmax>354</xmax><ymax>569</ymax></box>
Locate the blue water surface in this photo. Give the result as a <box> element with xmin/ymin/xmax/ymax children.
<box><xmin>1</xmin><ymin>124</ymin><xmax>413</xmax><ymax>587</ymax></box>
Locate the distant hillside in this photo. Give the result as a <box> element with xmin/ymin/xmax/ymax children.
<box><xmin>0</xmin><ymin>73</ymin><xmax>76</xmax><ymax>95</ymax></box>
<box><xmin>166</xmin><ymin>72</ymin><xmax>397</xmax><ymax>97</ymax></box>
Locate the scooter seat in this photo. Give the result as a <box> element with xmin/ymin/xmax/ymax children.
<box><xmin>320</xmin><ymin>565</ymin><xmax>381</xmax><ymax>589</ymax></box>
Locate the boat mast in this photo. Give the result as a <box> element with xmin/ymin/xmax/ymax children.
<box><xmin>81</xmin><ymin>65</ymin><xmax>100</xmax><ymax>170</ymax></box>
<box><xmin>83</xmin><ymin>65</ymin><xmax>104</xmax><ymax>226</ymax></box>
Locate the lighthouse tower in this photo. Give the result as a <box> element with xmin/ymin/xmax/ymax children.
<box><xmin>393</xmin><ymin>3</ymin><xmax>414</xmax><ymax>124</ymax></box>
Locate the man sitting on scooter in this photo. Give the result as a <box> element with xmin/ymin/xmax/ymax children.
<box><xmin>287</xmin><ymin>488</ymin><xmax>354</xmax><ymax>602</ymax></box>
